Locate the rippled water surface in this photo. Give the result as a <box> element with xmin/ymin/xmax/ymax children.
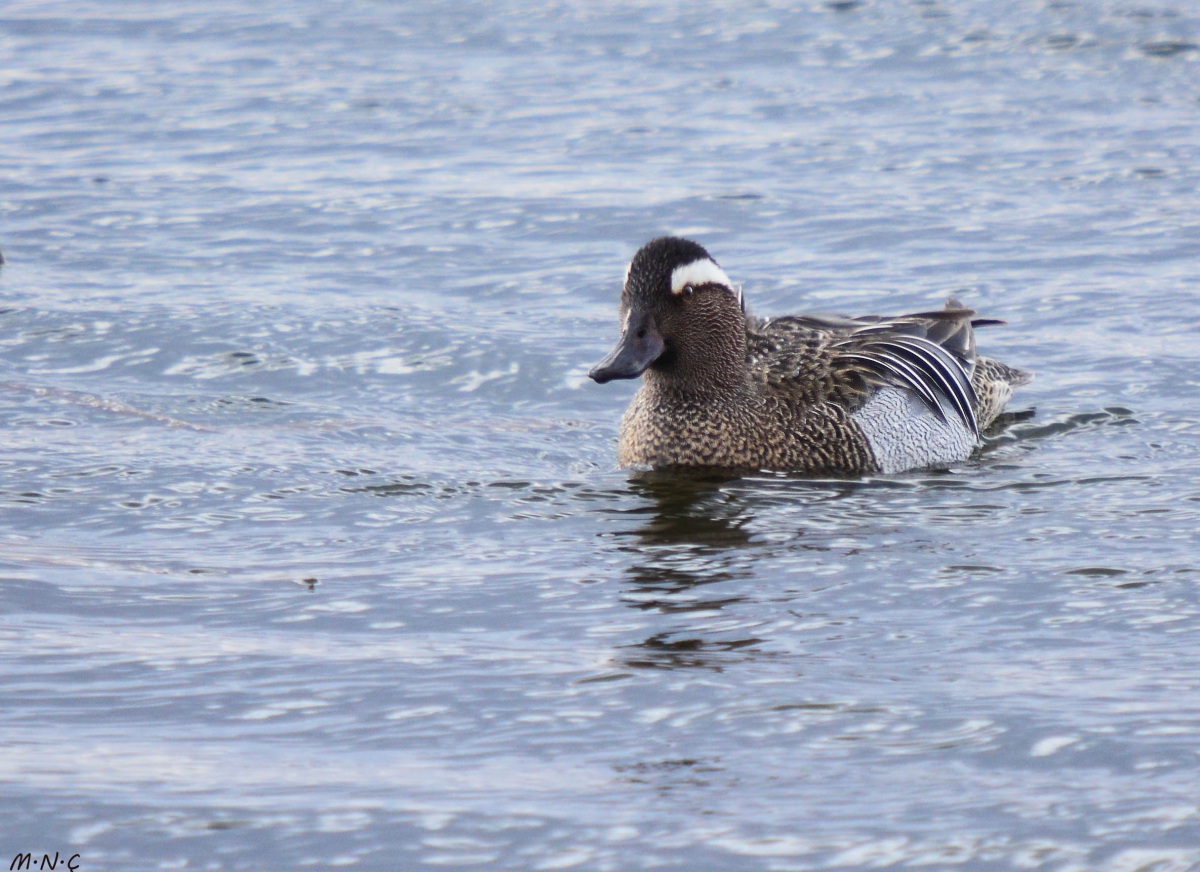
<box><xmin>3</xmin><ymin>1</ymin><xmax>1200</xmax><ymax>869</ymax></box>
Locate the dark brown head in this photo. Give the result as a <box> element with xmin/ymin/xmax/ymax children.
<box><xmin>589</xmin><ymin>237</ymin><xmax>747</xmax><ymax>394</ymax></box>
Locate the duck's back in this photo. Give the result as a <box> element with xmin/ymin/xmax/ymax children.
<box><xmin>738</xmin><ymin>301</ymin><xmax>1030</xmax><ymax>472</ymax></box>
<box><xmin>747</xmin><ymin>305</ymin><xmax>977</xmax><ymax>410</ymax></box>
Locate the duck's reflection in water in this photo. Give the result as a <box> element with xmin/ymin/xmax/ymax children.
<box><xmin>611</xmin><ymin>470</ymin><xmax>767</xmax><ymax>671</ymax></box>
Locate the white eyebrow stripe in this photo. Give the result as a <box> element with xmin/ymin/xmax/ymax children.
<box><xmin>670</xmin><ymin>258</ymin><xmax>732</xmax><ymax>295</ymax></box>
<box><xmin>670</xmin><ymin>257</ymin><xmax>742</xmax><ymax>308</ymax></box>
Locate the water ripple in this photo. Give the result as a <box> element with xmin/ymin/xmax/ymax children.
<box><xmin>5</xmin><ymin>0</ymin><xmax>1200</xmax><ymax>868</ymax></box>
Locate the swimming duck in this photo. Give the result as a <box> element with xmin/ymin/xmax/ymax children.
<box><xmin>589</xmin><ymin>236</ymin><xmax>1031</xmax><ymax>474</ymax></box>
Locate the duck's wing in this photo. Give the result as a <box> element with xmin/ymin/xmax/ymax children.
<box><xmin>750</xmin><ymin>301</ymin><xmax>981</xmax><ymax>437</ymax></box>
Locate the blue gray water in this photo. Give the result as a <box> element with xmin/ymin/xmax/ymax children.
<box><xmin>3</xmin><ymin>1</ymin><xmax>1200</xmax><ymax>869</ymax></box>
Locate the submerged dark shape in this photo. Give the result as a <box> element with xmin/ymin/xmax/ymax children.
<box><xmin>589</xmin><ymin>236</ymin><xmax>1031</xmax><ymax>474</ymax></box>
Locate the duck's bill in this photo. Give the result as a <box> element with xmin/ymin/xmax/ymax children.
<box><xmin>588</xmin><ymin>318</ymin><xmax>664</xmax><ymax>383</ymax></box>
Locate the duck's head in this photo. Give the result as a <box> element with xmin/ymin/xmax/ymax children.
<box><xmin>589</xmin><ymin>237</ymin><xmax>746</xmax><ymax>390</ymax></box>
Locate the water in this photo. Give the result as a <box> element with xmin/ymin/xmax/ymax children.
<box><xmin>3</xmin><ymin>1</ymin><xmax>1200</xmax><ymax>869</ymax></box>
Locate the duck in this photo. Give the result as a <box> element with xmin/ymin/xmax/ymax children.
<box><xmin>589</xmin><ymin>236</ymin><xmax>1031</xmax><ymax>474</ymax></box>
